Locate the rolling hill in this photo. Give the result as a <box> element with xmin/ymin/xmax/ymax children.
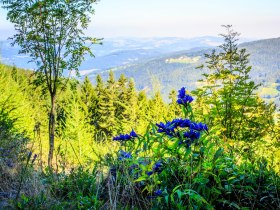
<box><xmin>86</xmin><ymin>37</ymin><xmax>280</xmax><ymax>105</ymax></box>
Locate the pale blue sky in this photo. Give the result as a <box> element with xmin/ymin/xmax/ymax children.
<box><xmin>0</xmin><ymin>0</ymin><xmax>280</xmax><ymax>40</ymax></box>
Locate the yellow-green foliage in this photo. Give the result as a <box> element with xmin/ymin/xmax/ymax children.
<box><xmin>0</xmin><ymin>64</ymin><xmax>36</xmax><ymax>137</ymax></box>
<box><xmin>0</xmin><ymin>64</ymin><xmax>175</xmax><ymax>168</ymax></box>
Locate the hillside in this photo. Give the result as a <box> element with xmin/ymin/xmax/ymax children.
<box><xmin>87</xmin><ymin>37</ymin><xmax>280</xmax><ymax>105</ymax></box>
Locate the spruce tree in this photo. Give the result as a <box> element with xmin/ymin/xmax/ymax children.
<box><xmin>81</xmin><ymin>76</ymin><xmax>95</xmax><ymax>108</ymax></box>
<box><xmin>149</xmin><ymin>91</ymin><xmax>167</xmax><ymax>123</ymax></box>
<box><xmin>80</xmin><ymin>76</ymin><xmax>98</xmax><ymax>130</ymax></box>
<box><xmin>136</xmin><ymin>90</ymin><xmax>150</xmax><ymax>133</ymax></box>
<box><xmin>95</xmin><ymin>71</ymin><xmax>117</xmax><ymax>139</ymax></box>
<box><xmin>115</xmin><ymin>74</ymin><xmax>128</xmax><ymax>132</ymax></box>
<box><xmin>193</xmin><ymin>25</ymin><xmax>275</xmax><ymax>142</ymax></box>
<box><xmin>125</xmin><ymin>79</ymin><xmax>138</xmax><ymax>130</ymax></box>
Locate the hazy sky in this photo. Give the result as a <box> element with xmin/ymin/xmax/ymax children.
<box><xmin>0</xmin><ymin>0</ymin><xmax>280</xmax><ymax>40</ymax></box>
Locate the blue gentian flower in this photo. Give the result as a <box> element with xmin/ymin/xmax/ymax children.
<box><xmin>183</xmin><ymin>129</ymin><xmax>200</xmax><ymax>141</ymax></box>
<box><xmin>178</xmin><ymin>87</ymin><xmax>186</xmax><ymax>99</ymax></box>
<box><xmin>172</xmin><ymin>118</ymin><xmax>191</xmax><ymax>128</ymax></box>
<box><xmin>190</xmin><ymin>122</ymin><xmax>208</xmax><ymax>131</ymax></box>
<box><xmin>156</xmin><ymin>121</ymin><xmax>175</xmax><ymax>136</ymax></box>
<box><xmin>31</xmin><ymin>154</ymin><xmax>38</xmax><ymax>164</ymax></box>
<box><xmin>130</xmin><ymin>129</ymin><xmax>138</xmax><ymax>137</ymax></box>
<box><xmin>154</xmin><ymin>189</ymin><xmax>163</xmax><ymax>196</ymax></box>
<box><xmin>180</xmin><ymin>119</ymin><xmax>192</xmax><ymax>128</ymax></box>
<box><xmin>153</xmin><ymin>161</ymin><xmax>163</xmax><ymax>173</ymax></box>
<box><xmin>146</xmin><ymin>171</ymin><xmax>153</xmax><ymax>176</ymax></box>
<box><xmin>118</xmin><ymin>150</ymin><xmax>132</xmax><ymax>160</ymax></box>
<box><xmin>177</xmin><ymin>87</ymin><xmax>193</xmax><ymax>105</ymax></box>
<box><xmin>113</xmin><ymin>130</ymin><xmax>138</xmax><ymax>141</ymax></box>
<box><xmin>28</xmin><ymin>151</ymin><xmax>32</xmax><ymax>159</ymax></box>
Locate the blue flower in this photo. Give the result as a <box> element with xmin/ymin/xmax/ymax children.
<box><xmin>152</xmin><ymin>161</ymin><xmax>163</xmax><ymax>173</ymax></box>
<box><xmin>190</xmin><ymin>122</ymin><xmax>208</xmax><ymax>131</ymax></box>
<box><xmin>146</xmin><ymin>171</ymin><xmax>153</xmax><ymax>176</ymax></box>
<box><xmin>31</xmin><ymin>154</ymin><xmax>38</xmax><ymax>164</ymax></box>
<box><xmin>178</xmin><ymin>87</ymin><xmax>186</xmax><ymax>99</ymax></box>
<box><xmin>156</xmin><ymin>121</ymin><xmax>175</xmax><ymax>136</ymax></box>
<box><xmin>183</xmin><ymin>129</ymin><xmax>200</xmax><ymax>141</ymax></box>
<box><xmin>171</xmin><ymin>118</ymin><xmax>191</xmax><ymax>128</ymax></box>
<box><xmin>154</xmin><ymin>189</ymin><xmax>163</xmax><ymax>196</ymax></box>
<box><xmin>118</xmin><ymin>150</ymin><xmax>132</xmax><ymax>160</ymax></box>
<box><xmin>113</xmin><ymin>130</ymin><xmax>138</xmax><ymax>141</ymax></box>
<box><xmin>130</xmin><ymin>129</ymin><xmax>138</xmax><ymax>137</ymax></box>
<box><xmin>177</xmin><ymin>87</ymin><xmax>193</xmax><ymax>105</ymax></box>
<box><xmin>27</xmin><ymin>151</ymin><xmax>32</xmax><ymax>159</ymax></box>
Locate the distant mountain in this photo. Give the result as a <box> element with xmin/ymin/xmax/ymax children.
<box><xmin>86</xmin><ymin>37</ymin><xmax>280</xmax><ymax>105</ymax></box>
<box><xmin>0</xmin><ymin>36</ymin><xmax>226</xmax><ymax>71</ymax></box>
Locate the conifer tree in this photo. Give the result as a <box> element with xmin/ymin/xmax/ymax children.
<box><xmin>92</xmin><ymin>75</ymin><xmax>103</xmax><ymax>130</ymax></box>
<box><xmin>115</xmin><ymin>74</ymin><xmax>128</xmax><ymax>132</ymax></box>
<box><xmin>81</xmin><ymin>76</ymin><xmax>95</xmax><ymax>108</ymax></box>
<box><xmin>125</xmin><ymin>79</ymin><xmax>138</xmax><ymax>129</ymax></box>
<box><xmin>136</xmin><ymin>90</ymin><xmax>150</xmax><ymax>133</ymax></box>
<box><xmin>80</xmin><ymin>76</ymin><xmax>97</xmax><ymax>129</ymax></box>
<box><xmin>193</xmin><ymin>25</ymin><xmax>275</xmax><ymax>142</ymax></box>
<box><xmin>149</xmin><ymin>91</ymin><xmax>167</xmax><ymax>123</ymax></box>
<box><xmin>96</xmin><ymin>71</ymin><xmax>117</xmax><ymax>138</ymax></box>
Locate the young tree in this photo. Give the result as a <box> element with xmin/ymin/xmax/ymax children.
<box><xmin>95</xmin><ymin>72</ymin><xmax>117</xmax><ymax>139</ymax></box>
<box><xmin>1</xmin><ymin>0</ymin><xmax>100</xmax><ymax>167</ymax></box>
<box><xmin>193</xmin><ymin>25</ymin><xmax>275</xmax><ymax>142</ymax></box>
<box><xmin>115</xmin><ymin>74</ymin><xmax>128</xmax><ymax>132</ymax></box>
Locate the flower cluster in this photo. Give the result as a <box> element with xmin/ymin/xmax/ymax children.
<box><xmin>113</xmin><ymin>130</ymin><xmax>138</xmax><ymax>141</ymax></box>
<box><xmin>156</xmin><ymin>119</ymin><xmax>207</xmax><ymax>134</ymax></box>
<box><xmin>156</xmin><ymin>122</ymin><xmax>176</xmax><ymax>136</ymax></box>
<box><xmin>156</xmin><ymin>118</ymin><xmax>208</xmax><ymax>148</ymax></box>
<box><xmin>177</xmin><ymin>87</ymin><xmax>193</xmax><ymax>105</ymax></box>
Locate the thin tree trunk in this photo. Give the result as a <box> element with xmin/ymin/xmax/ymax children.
<box><xmin>48</xmin><ymin>94</ymin><xmax>56</xmax><ymax>168</ymax></box>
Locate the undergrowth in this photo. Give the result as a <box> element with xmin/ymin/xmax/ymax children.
<box><xmin>1</xmin><ymin>87</ymin><xmax>280</xmax><ymax>209</ymax></box>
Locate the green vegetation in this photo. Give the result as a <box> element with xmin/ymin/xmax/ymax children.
<box><xmin>0</xmin><ymin>1</ymin><xmax>279</xmax><ymax>208</ymax></box>
<box><xmin>1</xmin><ymin>29</ymin><xmax>280</xmax><ymax>208</ymax></box>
